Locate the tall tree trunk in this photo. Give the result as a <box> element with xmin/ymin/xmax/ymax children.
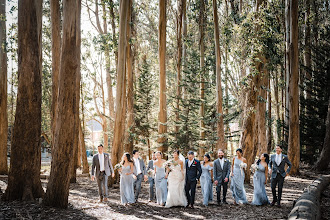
<box><xmin>213</xmin><ymin>0</ymin><xmax>226</xmax><ymax>153</ymax></box>
<box><xmin>0</xmin><ymin>0</ymin><xmax>8</xmax><ymax>175</ymax></box>
<box><xmin>50</xmin><ymin>0</ymin><xmax>61</xmax><ymax>153</ymax></box>
<box><xmin>182</xmin><ymin>0</ymin><xmax>187</xmax><ymax>100</ymax></box>
<box><xmin>257</xmin><ymin>69</ymin><xmax>267</xmax><ymax>155</ymax></box>
<box><xmin>70</xmin><ymin>0</ymin><xmax>81</xmax><ymax>183</ymax></box>
<box><xmin>109</xmin><ymin>0</ymin><xmax>118</xmax><ymax>68</ymax></box>
<box><xmin>126</xmin><ymin>0</ymin><xmax>134</xmax><ymax>153</ymax></box>
<box><xmin>274</xmin><ymin>70</ymin><xmax>280</xmax><ymax>145</ymax></box>
<box><xmin>158</xmin><ymin>0</ymin><xmax>167</xmax><ymax>154</ymax></box>
<box><xmin>4</xmin><ymin>0</ymin><xmax>44</xmax><ymax>201</ymax></box>
<box><xmin>199</xmin><ymin>0</ymin><xmax>206</xmax><ymax>158</ymax></box>
<box><xmin>267</xmin><ymin>73</ymin><xmax>272</xmax><ymax>153</ymax></box>
<box><xmin>314</xmin><ymin>99</ymin><xmax>330</xmax><ymax>171</ymax></box>
<box><xmin>285</xmin><ymin>0</ymin><xmax>290</xmax><ymax>146</ymax></box>
<box><xmin>79</xmin><ymin>119</ymin><xmax>89</xmax><ymax>174</ymax></box>
<box><xmin>175</xmin><ymin>0</ymin><xmax>183</xmax><ymax>136</ymax></box>
<box><xmin>304</xmin><ymin>0</ymin><xmax>311</xmax><ymax>100</ymax></box>
<box><xmin>287</xmin><ymin>0</ymin><xmax>300</xmax><ymax>175</ymax></box>
<box><xmin>111</xmin><ymin>0</ymin><xmax>129</xmax><ymax>167</ymax></box>
<box><xmin>44</xmin><ymin>0</ymin><xmax>79</xmax><ymax>208</ymax></box>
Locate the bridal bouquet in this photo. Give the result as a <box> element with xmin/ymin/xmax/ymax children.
<box><xmin>250</xmin><ymin>163</ymin><xmax>259</xmax><ymax>173</ymax></box>
<box><xmin>239</xmin><ymin>162</ymin><xmax>247</xmax><ymax>169</ymax></box>
<box><xmin>163</xmin><ymin>161</ymin><xmax>173</xmax><ymax>172</ymax></box>
<box><xmin>114</xmin><ymin>163</ymin><xmax>122</xmax><ymax>170</ymax></box>
<box><xmin>147</xmin><ymin>169</ymin><xmax>155</xmax><ymax>178</ymax></box>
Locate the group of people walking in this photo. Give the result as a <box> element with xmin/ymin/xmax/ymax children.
<box><xmin>91</xmin><ymin>144</ymin><xmax>292</xmax><ymax>209</ymax></box>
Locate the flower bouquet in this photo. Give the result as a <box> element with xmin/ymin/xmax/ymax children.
<box><xmin>239</xmin><ymin>162</ymin><xmax>247</xmax><ymax>169</ymax></box>
<box><xmin>114</xmin><ymin>163</ymin><xmax>122</xmax><ymax>170</ymax></box>
<box><xmin>250</xmin><ymin>163</ymin><xmax>259</xmax><ymax>173</ymax></box>
<box><xmin>163</xmin><ymin>161</ymin><xmax>173</xmax><ymax>172</ymax></box>
<box><xmin>147</xmin><ymin>169</ymin><xmax>155</xmax><ymax>178</ymax></box>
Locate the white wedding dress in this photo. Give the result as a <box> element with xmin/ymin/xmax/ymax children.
<box><xmin>165</xmin><ymin>161</ymin><xmax>188</xmax><ymax>207</ymax></box>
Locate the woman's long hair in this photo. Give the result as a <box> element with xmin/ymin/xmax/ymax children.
<box><xmin>121</xmin><ymin>152</ymin><xmax>133</xmax><ymax>165</ymax></box>
<box><xmin>256</xmin><ymin>153</ymin><xmax>270</xmax><ymax>165</ymax></box>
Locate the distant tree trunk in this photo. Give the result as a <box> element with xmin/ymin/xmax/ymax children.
<box><xmin>175</xmin><ymin>0</ymin><xmax>183</xmax><ymax>136</ymax></box>
<box><xmin>109</xmin><ymin>0</ymin><xmax>118</xmax><ymax>68</ymax></box>
<box><xmin>111</xmin><ymin>0</ymin><xmax>129</xmax><ymax>167</ymax></box>
<box><xmin>314</xmin><ymin>99</ymin><xmax>330</xmax><ymax>171</ymax></box>
<box><xmin>287</xmin><ymin>0</ymin><xmax>300</xmax><ymax>175</ymax></box>
<box><xmin>79</xmin><ymin>120</ymin><xmax>89</xmax><ymax>174</ymax></box>
<box><xmin>274</xmin><ymin>70</ymin><xmax>281</xmax><ymax>145</ymax></box>
<box><xmin>213</xmin><ymin>0</ymin><xmax>226</xmax><ymax>153</ymax></box>
<box><xmin>267</xmin><ymin>74</ymin><xmax>272</xmax><ymax>154</ymax></box>
<box><xmin>199</xmin><ymin>0</ymin><xmax>206</xmax><ymax>158</ymax></box>
<box><xmin>182</xmin><ymin>0</ymin><xmax>187</xmax><ymax>100</ymax></box>
<box><xmin>70</xmin><ymin>0</ymin><xmax>81</xmax><ymax>183</ymax></box>
<box><xmin>4</xmin><ymin>0</ymin><xmax>44</xmax><ymax>201</ymax></box>
<box><xmin>284</xmin><ymin>0</ymin><xmax>290</xmax><ymax>146</ymax></box>
<box><xmin>50</xmin><ymin>0</ymin><xmax>61</xmax><ymax>153</ymax></box>
<box><xmin>44</xmin><ymin>0</ymin><xmax>79</xmax><ymax>208</ymax></box>
<box><xmin>126</xmin><ymin>0</ymin><xmax>134</xmax><ymax>154</ymax></box>
<box><xmin>304</xmin><ymin>0</ymin><xmax>311</xmax><ymax>100</ymax></box>
<box><xmin>0</xmin><ymin>0</ymin><xmax>8</xmax><ymax>175</ymax></box>
<box><xmin>158</xmin><ymin>0</ymin><xmax>167</xmax><ymax>154</ymax></box>
<box><xmin>257</xmin><ymin>69</ymin><xmax>267</xmax><ymax>155</ymax></box>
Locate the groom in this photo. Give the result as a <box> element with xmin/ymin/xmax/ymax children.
<box><xmin>268</xmin><ymin>145</ymin><xmax>292</xmax><ymax>207</ymax></box>
<box><xmin>213</xmin><ymin>149</ymin><xmax>231</xmax><ymax>205</ymax></box>
<box><xmin>185</xmin><ymin>151</ymin><xmax>202</xmax><ymax>209</ymax></box>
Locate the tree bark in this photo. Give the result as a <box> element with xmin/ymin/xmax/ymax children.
<box><xmin>111</xmin><ymin>0</ymin><xmax>129</xmax><ymax>167</ymax></box>
<box><xmin>0</xmin><ymin>0</ymin><xmax>8</xmax><ymax>175</ymax></box>
<box><xmin>44</xmin><ymin>0</ymin><xmax>79</xmax><ymax>208</ymax></box>
<box><xmin>158</xmin><ymin>0</ymin><xmax>167</xmax><ymax>154</ymax></box>
<box><xmin>199</xmin><ymin>0</ymin><xmax>206</xmax><ymax>158</ymax></box>
<box><xmin>70</xmin><ymin>0</ymin><xmax>81</xmax><ymax>183</ymax></box>
<box><xmin>182</xmin><ymin>0</ymin><xmax>187</xmax><ymax>100</ymax></box>
<box><xmin>257</xmin><ymin>69</ymin><xmax>268</xmax><ymax>155</ymax></box>
<box><xmin>175</xmin><ymin>0</ymin><xmax>183</xmax><ymax>136</ymax></box>
<box><xmin>50</xmin><ymin>0</ymin><xmax>61</xmax><ymax>153</ymax></box>
<box><xmin>304</xmin><ymin>0</ymin><xmax>311</xmax><ymax>100</ymax></box>
<box><xmin>287</xmin><ymin>0</ymin><xmax>300</xmax><ymax>175</ymax></box>
<box><xmin>267</xmin><ymin>73</ymin><xmax>272</xmax><ymax>153</ymax></box>
<box><xmin>79</xmin><ymin>119</ymin><xmax>89</xmax><ymax>174</ymax></box>
<box><xmin>4</xmin><ymin>0</ymin><xmax>44</xmax><ymax>201</ymax></box>
<box><xmin>314</xmin><ymin>99</ymin><xmax>330</xmax><ymax>171</ymax></box>
<box><xmin>285</xmin><ymin>0</ymin><xmax>290</xmax><ymax>146</ymax></box>
<box><xmin>126</xmin><ymin>0</ymin><xmax>134</xmax><ymax>154</ymax></box>
<box><xmin>213</xmin><ymin>0</ymin><xmax>226</xmax><ymax>153</ymax></box>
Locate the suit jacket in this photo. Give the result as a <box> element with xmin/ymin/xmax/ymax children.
<box><xmin>268</xmin><ymin>154</ymin><xmax>292</xmax><ymax>178</ymax></box>
<box><xmin>133</xmin><ymin>157</ymin><xmax>146</xmax><ymax>176</ymax></box>
<box><xmin>213</xmin><ymin>158</ymin><xmax>231</xmax><ymax>184</ymax></box>
<box><xmin>91</xmin><ymin>153</ymin><xmax>114</xmax><ymax>177</ymax></box>
<box><xmin>185</xmin><ymin>159</ymin><xmax>202</xmax><ymax>181</ymax></box>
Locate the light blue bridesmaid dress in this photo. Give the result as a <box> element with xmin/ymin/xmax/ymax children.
<box><xmin>230</xmin><ymin>157</ymin><xmax>248</xmax><ymax>204</ymax></box>
<box><xmin>200</xmin><ymin>164</ymin><xmax>213</xmax><ymax>206</ymax></box>
<box><xmin>120</xmin><ymin>165</ymin><xmax>135</xmax><ymax>204</ymax></box>
<box><xmin>155</xmin><ymin>164</ymin><xmax>168</xmax><ymax>205</ymax></box>
<box><xmin>252</xmin><ymin>163</ymin><xmax>270</xmax><ymax>205</ymax></box>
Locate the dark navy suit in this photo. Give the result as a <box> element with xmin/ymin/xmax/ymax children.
<box><xmin>185</xmin><ymin>159</ymin><xmax>202</xmax><ymax>206</ymax></box>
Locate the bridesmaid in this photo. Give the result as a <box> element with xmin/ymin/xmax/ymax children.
<box><xmin>252</xmin><ymin>153</ymin><xmax>270</xmax><ymax>206</ymax></box>
<box><xmin>200</xmin><ymin>154</ymin><xmax>213</xmax><ymax>206</ymax></box>
<box><xmin>154</xmin><ymin>151</ymin><xmax>168</xmax><ymax>206</ymax></box>
<box><xmin>119</xmin><ymin>152</ymin><xmax>135</xmax><ymax>205</ymax></box>
<box><xmin>230</xmin><ymin>148</ymin><xmax>248</xmax><ymax>205</ymax></box>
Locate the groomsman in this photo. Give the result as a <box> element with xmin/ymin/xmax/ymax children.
<box><xmin>91</xmin><ymin>144</ymin><xmax>115</xmax><ymax>202</ymax></box>
<box><xmin>185</xmin><ymin>151</ymin><xmax>202</xmax><ymax>209</ymax></box>
<box><xmin>147</xmin><ymin>152</ymin><xmax>156</xmax><ymax>202</ymax></box>
<box><xmin>268</xmin><ymin>145</ymin><xmax>292</xmax><ymax>207</ymax></box>
<box><xmin>213</xmin><ymin>149</ymin><xmax>231</xmax><ymax>205</ymax></box>
<box><xmin>132</xmin><ymin>149</ymin><xmax>147</xmax><ymax>202</ymax></box>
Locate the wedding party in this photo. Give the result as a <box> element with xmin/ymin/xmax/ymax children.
<box><xmin>0</xmin><ymin>0</ymin><xmax>330</xmax><ymax>219</ymax></box>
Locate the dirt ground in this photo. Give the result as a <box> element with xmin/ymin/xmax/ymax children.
<box><xmin>0</xmin><ymin>168</ymin><xmax>329</xmax><ymax>220</ymax></box>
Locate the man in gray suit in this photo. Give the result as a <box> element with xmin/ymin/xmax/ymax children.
<box><xmin>132</xmin><ymin>149</ymin><xmax>147</xmax><ymax>201</ymax></box>
<box><xmin>91</xmin><ymin>144</ymin><xmax>115</xmax><ymax>202</ymax></box>
<box><xmin>268</xmin><ymin>145</ymin><xmax>292</xmax><ymax>207</ymax></box>
<box><xmin>213</xmin><ymin>149</ymin><xmax>231</xmax><ymax>205</ymax></box>
<box><xmin>147</xmin><ymin>152</ymin><xmax>156</xmax><ymax>202</ymax></box>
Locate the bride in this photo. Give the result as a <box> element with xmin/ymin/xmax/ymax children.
<box><xmin>165</xmin><ymin>150</ymin><xmax>187</xmax><ymax>207</ymax></box>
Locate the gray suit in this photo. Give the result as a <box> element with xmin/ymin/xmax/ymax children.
<box><xmin>213</xmin><ymin>158</ymin><xmax>231</xmax><ymax>203</ymax></box>
<box><xmin>91</xmin><ymin>153</ymin><xmax>114</xmax><ymax>199</ymax></box>
<box><xmin>268</xmin><ymin>154</ymin><xmax>292</xmax><ymax>204</ymax></box>
<box><xmin>147</xmin><ymin>160</ymin><xmax>155</xmax><ymax>201</ymax></box>
<box><xmin>133</xmin><ymin>157</ymin><xmax>146</xmax><ymax>200</ymax></box>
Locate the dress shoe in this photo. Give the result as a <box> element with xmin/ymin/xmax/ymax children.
<box><xmin>276</xmin><ymin>202</ymin><xmax>281</xmax><ymax>207</ymax></box>
<box><xmin>222</xmin><ymin>200</ymin><xmax>228</xmax><ymax>204</ymax></box>
<box><xmin>99</xmin><ymin>198</ymin><xmax>103</xmax><ymax>203</ymax></box>
<box><xmin>217</xmin><ymin>201</ymin><xmax>221</xmax><ymax>206</ymax></box>
<box><xmin>103</xmin><ymin>198</ymin><xmax>108</xmax><ymax>202</ymax></box>
<box><xmin>190</xmin><ymin>204</ymin><xmax>194</xmax><ymax>209</ymax></box>
<box><xmin>270</xmin><ymin>201</ymin><xmax>277</xmax><ymax>206</ymax></box>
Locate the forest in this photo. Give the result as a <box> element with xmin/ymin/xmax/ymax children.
<box><xmin>0</xmin><ymin>0</ymin><xmax>329</xmax><ymax>219</ymax></box>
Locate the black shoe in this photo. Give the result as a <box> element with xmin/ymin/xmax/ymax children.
<box><xmin>270</xmin><ymin>201</ymin><xmax>277</xmax><ymax>206</ymax></box>
<box><xmin>276</xmin><ymin>202</ymin><xmax>281</xmax><ymax>207</ymax></box>
<box><xmin>217</xmin><ymin>201</ymin><xmax>221</xmax><ymax>206</ymax></box>
<box><xmin>223</xmin><ymin>199</ymin><xmax>228</xmax><ymax>204</ymax></box>
<box><xmin>190</xmin><ymin>204</ymin><xmax>194</xmax><ymax>209</ymax></box>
